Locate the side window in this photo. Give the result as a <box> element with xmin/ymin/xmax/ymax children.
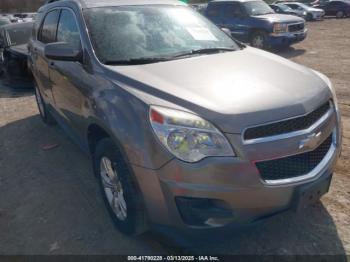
<box><xmin>224</xmin><ymin>3</ymin><xmax>244</xmax><ymax>17</ymax></box>
<box><xmin>39</xmin><ymin>10</ymin><xmax>60</xmax><ymax>44</ymax></box>
<box><xmin>288</xmin><ymin>4</ymin><xmax>297</xmax><ymax>9</ymax></box>
<box><xmin>56</xmin><ymin>9</ymin><xmax>81</xmax><ymax>49</ymax></box>
<box><xmin>207</xmin><ymin>4</ymin><xmax>221</xmax><ymax>17</ymax></box>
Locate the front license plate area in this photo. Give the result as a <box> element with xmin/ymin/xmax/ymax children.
<box><xmin>293</xmin><ymin>176</ymin><xmax>332</xmax><ymax>212</ymax></box>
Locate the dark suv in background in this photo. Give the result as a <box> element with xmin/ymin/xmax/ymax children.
<box><xmin>205</xmin><ymin>0</ymin><xmax>307</xmax><ymax>49</ymax></box>
<box><xmin>316</xmin><ymin>0</ymin><xmax>350</xmax><ymax>18</ymax></box>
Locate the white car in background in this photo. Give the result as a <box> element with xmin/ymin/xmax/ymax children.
<box><xmin>284</xmin><ymin>2</ymin><xmax>325</xmax><ymax>20</ymax></box>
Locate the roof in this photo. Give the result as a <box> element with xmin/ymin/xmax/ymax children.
<box><xmin>45</xmin><ymin>0</ymin><xmax>185</xmax><ymax>9</ymax></box>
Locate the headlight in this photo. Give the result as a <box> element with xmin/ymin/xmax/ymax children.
<box><xmin>312</xmin><ymin>70</ymin><xmax>339</xmax><ymax>109</ymax></box>
<box><xmin>303</xmin><ymin>11</ymin><xmax>307</xmax><ymax>15</ymax></box>
<box><xmin>149</xmin><ymin>106</ymin><xmax>235</xmax><ymax>162</ymax></box>
<box><xmin>273</xmin><ymin>23</ymin><xmax>288</xmax><ymax>34</ymax></box>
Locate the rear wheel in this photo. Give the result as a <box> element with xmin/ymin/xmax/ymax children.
<box><xmin>93</xmin><ymin>138</ymin><xmax>148</xmax><ymax>236</ymax></box>
<box><xmin>34</xmin><ymin>84</ymin><xmax>56</xmax><ymax>125</ymax></box>
<box><xmin>250</xmin><ymin>31</ymin><xmax>267</xmax><ymax>49</ymax></box>
<box><xmin>336</xmin><ymin>10</ymin><xmax>344</xmax><ymax>18</ymax></box>
<box><xmin>306</xmin><ymin>13</ymin><xmax>313</xmax><ymax>21</ymax></box>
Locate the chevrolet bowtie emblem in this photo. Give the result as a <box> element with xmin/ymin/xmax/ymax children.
<box><xmin>299</xmin><ymin>132</ymin><xmax>323</xmax><ymax>150</ymax></box>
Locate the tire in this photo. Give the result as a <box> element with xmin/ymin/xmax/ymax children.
<box><xmin>250</xmin><ymin>31</ymin><xmax>268</xmax><ymax>49</ymax></box>
<box><xmin>336</xmin><ymin>10</ymin><xmax>344</xmax><ymax>18</ymax></box>
<box><xmin>93</xmin><ymin>138</ymin><xmax>148</xmax><ymax>236</ymax></box>
<box><xmin>306</xmin><ymin>13</ymin><xmax>313</xmax><ymax>21</ymax></box>
<box><xmin>34</xmin><ymin>84</ymin><xmax>56</xmax><ymax>125</ymax></box>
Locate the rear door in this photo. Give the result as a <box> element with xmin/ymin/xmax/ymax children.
<box><xmin>31</xmin><ymin>9</ymin><xmax>60</xmax><ymax>105</ymax></box>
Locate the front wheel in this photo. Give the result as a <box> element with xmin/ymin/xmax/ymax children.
<box><xmin>250</xmin><ymin>31</ymin><xmax>268</xmax><ymax>49</ymax></box>
<box><xmin>306</xmin><ymin>13</ymin><xmax>313</xmax><ymax>21</ymax></box>
<box><xmin>93</xmin><ymin>138</ymin><xmax>148</xmax><ymax>236</ymax></box>
<box><xmin>336</xmin><ymin>10</ymin><xmax>344</xmax><ymax>18</ymax></box>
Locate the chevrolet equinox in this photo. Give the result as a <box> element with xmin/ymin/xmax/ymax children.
<box><xmin>28</xmin><ymin>0</ymin><xmax>342</xmax><ymax>235</ymax></box>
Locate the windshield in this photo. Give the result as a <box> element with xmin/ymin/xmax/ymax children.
<box><xmin>83</xmin><ymin>5</ymin><xmax>239</xmax><ymax>64</ymax></box>
<box><xmin>243</xmin><ymin>1</ymin><xmax>274</xmax><ymax>15</ymax></box>
<box><xmin>7</xmin><ymin>26</ymin><xmax>32</xmax><ymax>46</ymax></box>
<box><xmin>278</xmin><ymin>4</ymin><xmax>293</xmax><ymax>11</ymax></box>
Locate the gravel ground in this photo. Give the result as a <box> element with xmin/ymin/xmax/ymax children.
<box><xmin>0</xmin><ymin>18</ymin><xmax>349</xmax><ymax>256</ymax></box>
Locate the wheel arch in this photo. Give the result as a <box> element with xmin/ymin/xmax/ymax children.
<box><xmin>249</xmin><ymin>28</ymin><xmax>269</xmax><ymax>39</ymax></box>
<box><xmin>87</xmin><ymin>123</ymin><xmax>113</xmax><ymax>156</ymax></box>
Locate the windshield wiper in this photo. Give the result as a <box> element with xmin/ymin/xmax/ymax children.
<box><xmin>173</xmin><ymin>47</ymin><xmax>236</xmax><ymax>58</ymax></box>
<box><xmin>104</xmin><ymin>57</ymin><xmax>171</xmax><ymax>65</ymax></box>
<box><xmin>104</xmin><ymin>48</ymin><xmax>237</xmax><ymax>65</ymax></box>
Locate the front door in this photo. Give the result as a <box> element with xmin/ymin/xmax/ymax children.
<box><xmin>49</xmin><ymin>8</ymin><xmax>87</xmax><ymax>144</ymax></box>
<box><xmin>33</xmin><ymin>9</ymin><xmax>60</xmax><ymax>105</ymax></box>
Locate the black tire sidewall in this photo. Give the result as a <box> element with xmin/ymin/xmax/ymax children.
<box><xmin>336</xmin><ymin>11</ymin><xmax>344</xmax><ymax>18</ymax></box>
<box><xmin>93</xmin><ymin>138</ymin><xmax>145</xmax><ymax>235</ymax></box>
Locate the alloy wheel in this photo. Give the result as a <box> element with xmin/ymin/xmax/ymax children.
<box><xmin>100</xmin><ymin>156</ymin><xmax>127</xmax><ymax>221</ymax></box>
<box><xmin>252</xmin><ymin>35</ymin><xmax>264</xmax><ymax>49</ymax></box>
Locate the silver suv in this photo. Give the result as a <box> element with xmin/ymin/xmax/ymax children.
<box><xmin>28</xmin><ymin>0</ymin><xmax>341</xmax><ymax>235</ymax></box>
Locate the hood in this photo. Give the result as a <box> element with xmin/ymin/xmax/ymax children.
<box><xmin>8</xmin><ymin>44</ymin><xmax>28</xmax><ymax>57</ymax></box>
<box><xmin>251</xmin><ymin>13</ymin><xmax>304</xmax><ymax>23</ymax></box>
<box><xmin>107</xmin><ymin>47</ymin><xmax>331</xmax><ymax>134</ymax></box>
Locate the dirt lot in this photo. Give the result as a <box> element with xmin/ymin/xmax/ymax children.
<box><xmin>0</xmin><ymin>19</ymin><xmax>349</xmax><ymax>255</ymax></box>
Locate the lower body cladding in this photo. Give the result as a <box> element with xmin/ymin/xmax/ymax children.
<box><xmin>269</xmin><ymin>29</ymin><xmax>307</xmax><ymax>48</ymax></box>
<box><xmin>131</xmin><ymin>104</ymin><xmax>341</xmax><ymax>231</ymax></box>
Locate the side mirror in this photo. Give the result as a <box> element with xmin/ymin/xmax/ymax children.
<box><xmin>221</xmin><ymin>28</ymin><xmax>232</xmax><ymax>37</ymax></box>
<box><xmin>44</xmin><ymin>42</ymin><xmax>82</xmax><ymax>62</ymax></box>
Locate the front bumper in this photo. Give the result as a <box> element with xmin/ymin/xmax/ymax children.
<box><xmin>312</xmin><ymin>12</ymin><xmax>325</xmax><ymax>20</ymax></box>
<box><xmin>132</xmin><ymin>102</ymin><xmax>341</xmax><ymax>230</ymax></box>
<box><xmin>269</xmin><ymin>29</ymin><xmax>308</xmax><ymax>47</ymax></box>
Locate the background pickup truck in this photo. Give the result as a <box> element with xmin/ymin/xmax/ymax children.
<box><xmin>205</xmin><ymin>0</ymin><xmax>307</xmax><ymax>49</ymax></box>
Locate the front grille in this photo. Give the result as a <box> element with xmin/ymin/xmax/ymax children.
<box><xmin>288</xmin><ymin>23</ymin><xmax>305</xmax><ymax>32</ymax></box>
<box><xmin>256</xmin><ymin>134</ymin><xmax>332</xmax><ymax>181</ymax></box>
<box><xmin>244</xmin><ymin>102</ymin><xmax>331</xmax><ymax>140</ymax></box>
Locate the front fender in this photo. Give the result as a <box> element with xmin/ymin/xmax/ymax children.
<box><xmin>89</xmin><ymin>85</ymin><xmax>173</xmax><ymax>170</ymax></box>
